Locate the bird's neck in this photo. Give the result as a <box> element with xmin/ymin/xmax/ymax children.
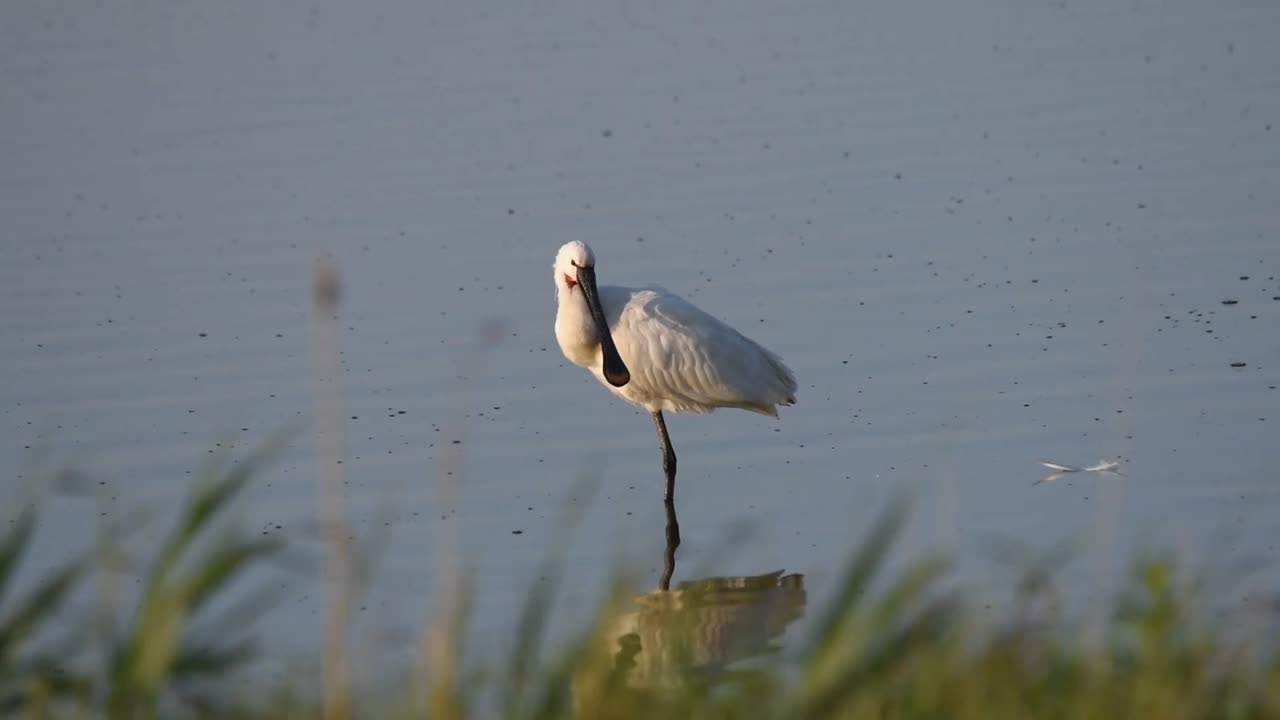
<box><xmin>554</xmin><ymin>291</ymin><xmax>601</xmax><ymax>369</ymax></box>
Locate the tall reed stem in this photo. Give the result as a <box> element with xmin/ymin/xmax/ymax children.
<box><xmin>312</xmin><ymin>256</ymin><xmax>351</xmax><ymax>720</ymax></box>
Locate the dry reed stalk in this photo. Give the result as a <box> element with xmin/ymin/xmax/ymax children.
<box><xmin>311</xmin><ymin>256</ymin><xmax>351</xmax><ymax>720</ymax></box>
<box><xmin>416</xmin><ymin>318</ymin><xmax>505</xmax><ymax>718</ymax></box>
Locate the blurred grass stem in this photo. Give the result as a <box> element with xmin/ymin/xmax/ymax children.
<box><xmin>311</xmin><ymin>256</ymin><xmax>352</xmax><ymax>720</ymax></box>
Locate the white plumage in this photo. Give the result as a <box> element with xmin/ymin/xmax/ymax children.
<box><xmin>552</xmin><ymin>240</ymin><xmax>797</xmax><ymax>502</ymax></box>
<box><xmin>582</xmin><ymin>285</ymin><xmax>796</xmax><ymax>415</ymax></box>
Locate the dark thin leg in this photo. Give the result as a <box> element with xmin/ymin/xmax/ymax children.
<box><xmin>659</xmin><ymin>497</ymin><xmax>681</xmax><ymax>591</ymax></box>
<box><xmin>652</xmin><ymin>411</ymin><xmax>678</xmax><ymax>502</ymax></box>
<box><xmin>653</xmin><ymin>411</ymin><xmax>681</xmax><ymax>591</ymax></box>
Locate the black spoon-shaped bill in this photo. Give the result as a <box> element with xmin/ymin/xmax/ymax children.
<box><xmin>575</xmin><ymin>265</ymin><xmax>630</xmax><ymax>387</ymax></box>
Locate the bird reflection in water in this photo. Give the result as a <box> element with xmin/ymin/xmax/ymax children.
<box><xmin>599</xmin><ymin>501</ymin><xmax>807</xmax><ymax>692</ymax></box>
<box><xmin>604</xmin><ymin>569</ymin><xmax>806</xmax><ymax>692</ymax></box>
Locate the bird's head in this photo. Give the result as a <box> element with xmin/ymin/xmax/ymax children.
<box><xmin>554</xmin><ymin>241</ymin><xmax>596</xmax><ymax>295</ymax></box>
<box><xmin>552</xmin><ymin>241</ymin><xmax>629</xmax><ymax>388</ymax></box>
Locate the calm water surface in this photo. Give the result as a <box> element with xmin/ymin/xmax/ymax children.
<box><xmin>2</xmin><ymin>0</ymin><xmax>1278</xmax><ymax>668</ymax></box>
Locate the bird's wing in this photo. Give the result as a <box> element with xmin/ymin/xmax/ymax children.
<box><xmin>613</xmin><ymin>288</ymin><xmax>797</xmax><ymax>415</ymax></box>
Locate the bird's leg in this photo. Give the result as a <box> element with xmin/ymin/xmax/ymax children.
<box><xmin>659</xmin><ymin>496</ymin><xmax>681</xmax><ymax>591</ymax></box>
<box><xmin>651</xmin><ymin>411</ymin><xmax>678</xmax><ymax>502</ymax></box>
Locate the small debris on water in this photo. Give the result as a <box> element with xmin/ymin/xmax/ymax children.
<box><xmin>1038</xmin><ymin>461</ymin><xmax>1076</xmax><ymax>472</ymax></box>
<box><xmin>1230</xmin><ymin>362</ymin><xmax>1247</xmax><ymax>367</ymax></box>
<box><xmin>1035</xmin><ymin>459</ymin><xmax>1124</xmax><ymax>485</ymax></box>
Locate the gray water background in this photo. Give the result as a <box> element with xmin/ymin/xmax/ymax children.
<box><xmin>2</xmin><ymin>0</ymin><xmax>1278</xmax><ymax>669</ymax></box>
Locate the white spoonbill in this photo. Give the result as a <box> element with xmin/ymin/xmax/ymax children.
<box><xmin>553</xmin><ymin>241</ymin><xmax>797</xmax><ymax>502</ymax></box>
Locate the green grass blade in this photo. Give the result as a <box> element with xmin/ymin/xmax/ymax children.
<box><xmin>1</xmin><ymin>656</ymin><xmax>93</xmax><ymax>710</ymax></box>
<box><xmin>142</xmin><ymin>435</ymin><xmax>286</xmax><ymax>600</ymax></box>
<box><xmin>115</xmin><ymin>441</ymin><xmax>285</xmax><ymax>707</ymax></box>
<box><xmin>170</xmin><ymin>639</ymin><xmax>255</xmax><ymax>679</ymax></box>
<box><xmin>502</xmin><ymin>521</ymin><xmax>586</xmax><ymax>713</ymax></box>
<box><xmin>143</xmin><ymin>460</ymin><xmax>254</xmax><ymax>597</ymax></box>
<box><xmin>798</xmin><ymin>595</ymin><xmax>960</xmax><ymax>718</ymax></box>
<box><xmin>503</xmin><ymin>570</ymin><xmax>563</xmax><ymax>715</ymax></box>
<box><xmin>501</xmin><ymin>470</ymin><xmax>597</xmax><ymax>717</ymax></box>
<box><xmin>0</xmin><ymin>556</ymin><xmax>87</xmax><ymax>657</ymax></box>
<box><xmin>181</xmin><ymin>537</ymin><xmax>282</xmax><ymax>616</ymax></box>
<box><xmin>0</xmin><ymin>506</ymin><xmax>36</xmax><ymax>608</ymax></box>
<box><xmin>193</xmin><ymin>579</ymin><xmax>291</xmax><ymax>643</ymax></box>
<box><xmin>868</xmin><ymin>554</ymin><xmax>949</xmax><ymax>629</ymax></box>
<box><xmin>802</xmin><ymin>492</ymin><xmax>911</xmax><ymax>659</ymax></box>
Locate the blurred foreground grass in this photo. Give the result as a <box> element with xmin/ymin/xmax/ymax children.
<box><xmin>2</xmin><ymin>447</ymin><xmax>1277</xmax><ymax>719</ymax></box>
